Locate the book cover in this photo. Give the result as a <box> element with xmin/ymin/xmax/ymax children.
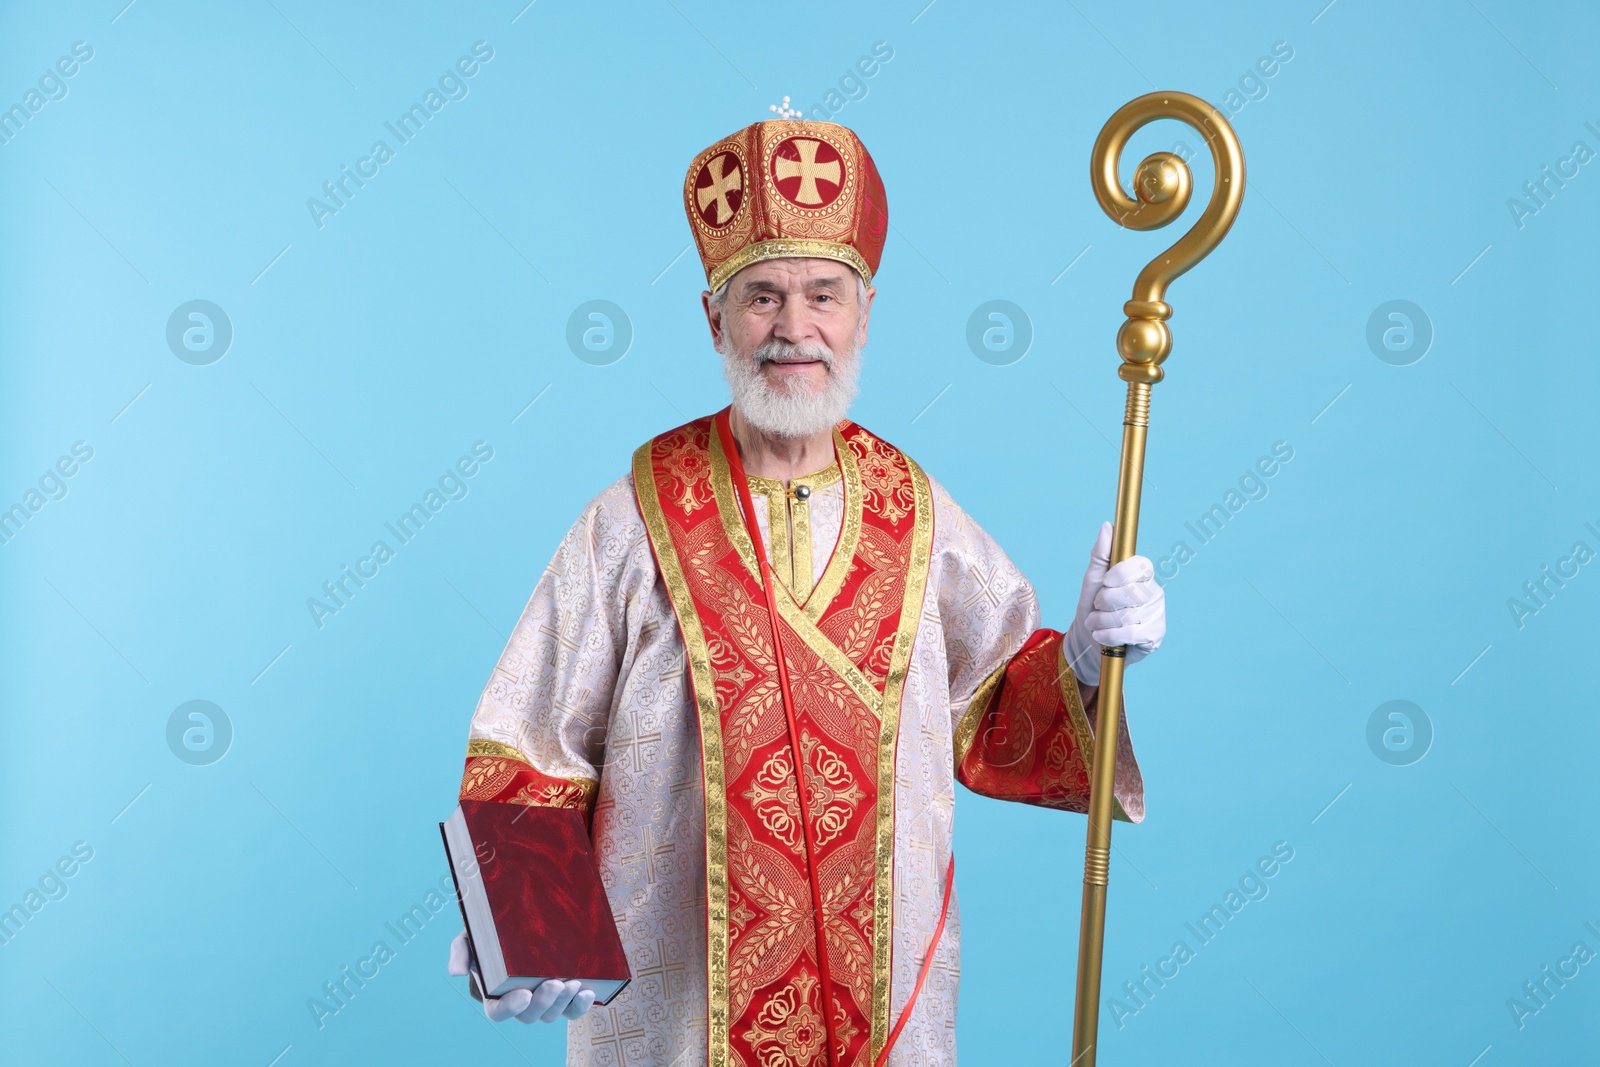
<box><xmin>441</xmin><ymin>799</ymin><xmax>630</xmax><ymax>1003</ymax></box>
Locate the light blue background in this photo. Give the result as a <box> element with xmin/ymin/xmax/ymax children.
<box><xmin>2</xmin><ymin>1</ymin><xmax>1597</xmax><ymax>1064</ymax></box>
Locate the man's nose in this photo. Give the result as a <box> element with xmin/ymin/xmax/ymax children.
<box><xmin>770</xmin><ymin>300</ymin><xmax>814</xmax><ymax>343</ymax></box>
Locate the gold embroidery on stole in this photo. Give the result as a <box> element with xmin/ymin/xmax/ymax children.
<box><xmin>635</xmin><ymin>417</ymin><xmax>932</xmax><ymax>1066</ymax></box>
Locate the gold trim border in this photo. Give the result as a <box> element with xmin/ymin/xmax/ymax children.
<box><xmin>708</xmin><ymin>238</ymin><xmax>873</xmax><ymax>293</ymax></box>
<box><xmin>951</xmin><ymin>661</ymin><xmax>1008</xmax><ymax>773</ymax></box>
<box><xmin>632</xmin><ymin>439</ymin><xmax>733</xmax><ymax>1067</ymax></box>
<box><xmin>1057</xmin><ymin>649</ymin><xmax>1132</xmax><ymax>823</ymax></box>
<box><xmin>653</xmin><ymin>421</ymin><xmax>930</xmax><ymax>1062</ymax></box>
<box><xmin>805</xmin><ymin>434</ymin><xmax>862</xmax><ymax>623</ymax></box>
<box><xmin>709</xmin><ymin>429</ymin><xmax>882</xmax><ymax>715</ymax></box>
<box><xmin>464</xmin><ymin>738</ymin><xmax>600</xmax><ymax>809</ymax></box>
<box><xmin>465</xmin><ymin>737</ymin><xmax>533</xmax><ymax>764</ymax></box>
<box><xmin>868</xmin><ymin>452</ymin><xmax>934</xmax><ymax>1061</ymax></box>
<box><xmin>1057</xmin><ymin>647</ymin><xmax>1095</xmax><ymax>781</ymax></box>
<box><xmin>763</xmin><ymin>487</ymin><xmax>793</xmax><ymax>590</ymax></box>
<box><xmin>708</xmin><ymin>426</ymin><xmax>863</xmax><ymax>629</ymax></box>
<box><xmin>706</xmin><ymin>420</ymin><xmax>932</xmax><ymax>1058</ymax></box>
<box><xmin>748</xmin><ymin>460</ymin><xmax>841</xmax><ymax>598</ymax></box>
<box><xmin>789</xmin><ymin>493</ymin><xmax>813</xmax><ymax>602</ymax></box>
<box><xmin>743</xmin><ymin>459</ymin><xmax>841</xmax><ymax>499</ymax></box>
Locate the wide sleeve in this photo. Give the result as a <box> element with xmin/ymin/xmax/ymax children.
<box><xmin>458</xmin><ymin>475</ymin><xmax>656</xmax><ymax>825</ymax></box>
<box><xmin>932</xmin><ymin>480</ymin><xmax>1144</xmax><ymax>823</ymax></box>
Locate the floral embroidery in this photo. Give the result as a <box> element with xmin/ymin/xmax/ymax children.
<box><xmin>742</xmin><ymin>735</ymin><xmax>865</xmax><ymax>852</ymax></box>
<box><xmin>743</xmin><ymin>973</ymin><xmax>827</xmax><ymax>1067</ymax></box>
<box><xmin>639</xmin><ymin>415</ymin><xmax>933</xmax><ymax>1067</ymax></box>
<box><xmin>658</xmin><ymin>427</ymin><xmax>719</xmax><ymax>515</ymax></box>
<box><xmin>514</xmin><ymin>779</ymin><xmax>591</xmax><ymax>809</ymax></box>
<box><xmin>851</xmin><ymin>434</ymin><xmax>914</xmax><ymax>525</ymax></box>
<box><xmin>459</xmin><ymin>756</ymin><xmax>520</xmax><ymax>799</ymax></box>
<box><xmin>458</xmin><ymin>753</ymin><xmax>594</xmax><ymax>811</ymax></box>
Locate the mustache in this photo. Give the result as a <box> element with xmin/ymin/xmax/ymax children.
<box><xmin>753</xmin><ymin>340</ymin><xmax>834</xmax><ymax>368</ymax></box>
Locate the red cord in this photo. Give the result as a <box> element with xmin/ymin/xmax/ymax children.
<box><xmin>717</xmin><ymin>410</ymin><xmax>954</xmax><ymax>1067</ymax></box>
<box><xmin>716</xmin><ymin>410</ymin><xmax>841</xmax><ymax>1067</ymax></box>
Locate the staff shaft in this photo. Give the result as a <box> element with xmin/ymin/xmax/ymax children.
<box><xmin>1070</xmin><ymin>380</ymin><xmax>1150</xmax><ymax>1066</ymax></box>
<box><xmin>1070</xmin><ymin>89</ymin><xmax>1242</xmax><ymax>1064</ymax></box>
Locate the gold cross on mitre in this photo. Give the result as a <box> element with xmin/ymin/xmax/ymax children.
<box><xmin>775</xmin><ymin>139</ymin><xmax>840</xmax><ymax>205</ymax></box>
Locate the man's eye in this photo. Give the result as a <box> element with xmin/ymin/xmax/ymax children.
<box><xmin>815</xmin><ymin>294</ymin><xmax>832</xmax><ymax>303</ymax></box>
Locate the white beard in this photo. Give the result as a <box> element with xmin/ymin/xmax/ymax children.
<box><xmin>721</xmin><ymin>336</ymin><xmax>862</xmax><ymax>439</ymax></box>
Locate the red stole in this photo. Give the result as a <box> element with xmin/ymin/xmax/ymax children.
<box><xmin>633</xmin><ymin>413</ymin><xmax>932</xmax><ymax>1067</ymax></box>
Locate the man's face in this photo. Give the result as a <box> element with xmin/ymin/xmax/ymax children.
<box><xmin>704</xmin><ymin>258</ymin><xmax>875</xmax><ymax>400</ymax></box>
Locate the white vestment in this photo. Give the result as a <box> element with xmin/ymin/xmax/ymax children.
<box><xmin>463</xmin><ymin>459</ymin><xmax>1139</xmax><ymax>1067</ymax></box>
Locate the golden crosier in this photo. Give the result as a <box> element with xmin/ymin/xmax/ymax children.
<box><xmin>1089</xmin><ymin>93</ymin><xmax>1244</xmax><ymax>384</ymax></box>
<box><xmin>1071</xmin><ymin>91</ymin><xmax>1244</xmax><ymax>1067</ymax></box>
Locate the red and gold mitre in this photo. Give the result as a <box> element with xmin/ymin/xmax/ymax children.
<box><xmin>683</xmin><ymin>119</ymin><xmax>888</xmax><ymax>293</ymax></box>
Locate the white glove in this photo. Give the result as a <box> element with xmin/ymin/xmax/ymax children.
<box><xmin>448</xmin><ymin>930</ymin><xmax>596</xmax><ymax>1023</ymax></box>
<box><xmin>1061</xmin><ymin>521</ymin><xmax>1166</xmax><ymax>687</ymax></box>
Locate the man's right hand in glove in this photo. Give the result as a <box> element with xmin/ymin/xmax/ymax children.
<box><xmin>448</xmin><ymin>930</ymin><xmax>596</xmax><ymax>1023</ymax></box>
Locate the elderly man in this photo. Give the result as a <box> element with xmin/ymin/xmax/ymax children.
<box><xmin>446</xmin><ymin>119</ymin><xmax>1164</xmax><ymax>1067</ymax></box>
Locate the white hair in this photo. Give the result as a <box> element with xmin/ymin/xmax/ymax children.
<box><xmin>711</xmin><ymin>268</ymin><xmax>868</xmax><ymax>439</ymax></box>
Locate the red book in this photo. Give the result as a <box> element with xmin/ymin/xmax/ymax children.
<box><xmin>440</xmin><ymin>799</ymin><xmax>630</xmax><ymax>1003</ymax></box>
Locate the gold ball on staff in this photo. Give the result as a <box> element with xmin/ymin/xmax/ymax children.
<box><xmin>1116</xmin><ymin>316</ymin><xmax>1171</xmax><ymax>383</ymax></box>
<box><xmin>1133</xmin><ymin>151</ymin><xmax>1191</xmax><ymax>209</ymax></box>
